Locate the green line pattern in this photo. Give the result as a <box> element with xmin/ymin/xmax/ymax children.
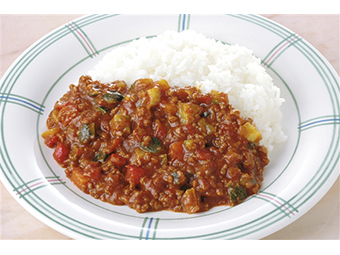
<box><xmin>255</xmin><ymin>191</ymin><xmax>298</xmax><ymax>218</ymax></box>
<box><xmin>299</xmin><ymin>115</ymin><xmax>340</xmax><ymax>131</ymax></box>
<box><xmin>0</xmin><ymin>92</ymin><xmax>45</xmax><ymax>114</ymax></box>
<box><xmin>13</xmin><ymin>176</ymin><xmax>65</xmax><ymax>198</ymax></box>
<box><xmin>66</xmin><ymin>21</ymin><xmax>99</xmax><ymax>58</ymax></box>
<box><xmin>262</xmin><ymin>34</ymin><xmax>302</xmax><ymax>68</ymax></box>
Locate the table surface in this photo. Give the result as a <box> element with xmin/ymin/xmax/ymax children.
<box><xmin>0</xmin><ymin>14</ymin><xmax>339</xmax><ymax>240</ymax></box>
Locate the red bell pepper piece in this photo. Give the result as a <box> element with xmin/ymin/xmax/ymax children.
<box><xmin>53</xmin><ymin>143</ymin><xmax>70</xmax><ymax>164</ymax></box>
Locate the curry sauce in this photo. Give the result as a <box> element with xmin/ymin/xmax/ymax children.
<box><xmin>42</xmin><ymin>75</ymin><xmax>269</xmax><ymax>213</ymax></box>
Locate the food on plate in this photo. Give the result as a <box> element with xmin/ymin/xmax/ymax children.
<box><xmin>42</xmin><ymin>30</ymin><xmax>286</xmax><ymax>213</ymax></box>
<box><xmin>42</xmin><ymin>76</ymin><xmax>269</xmax><ymax>213</ymax></box>
<box><xmin>89</xmin><ymin>30</ymin><xmax>287</xmax><ymax>152</ymax></box>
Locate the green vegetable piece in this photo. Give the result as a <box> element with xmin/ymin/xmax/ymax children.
<box><xmin>178</xmin><ymin>102</ymin><xmax>201</xmax><ymax>125</ymax></box>
<box><xmin>95</xmin><ymin>105</ymin><xmax>109</xmax><ymax>114</ymax></box>
<box><xmin>146</xmin><ymin>87</ymin><xmax>161</xmax><ymax>108</ymax></box>
<box><xmin>110</xmin><ymin>114</ymin><xmax>131</xmax><ymax>136</ymax></box>
<box><xmin>229</xmin><ymin>185</ymin><xmax>247</xmax><ymax>202</ymax></box>
<box><xmin>171</xmin><ymin>171</ymin><xmax>180</xmax><ymax>185</ymax></box>
<box><xmin>94</xmin><ymin>151</ymin><xmax>107</xmax><ymax>162</ymax></box>
<box><xmin>140</xmin><ymin>137</ymin><xmax>162</xmax><ymax>153</ymax></box>
<box><xmin>103</xmin><ymin>91</ymin><xmax>124</xmax><ymax>103</ymax></box>
<box><xmin>79</xmin><ymin>123</ymin><xmax>95</xmax><ymax>144</ymax></box>
<box><xmin>248</xmin><ymin>142</ymin><xmax>255</xmax><ymax>150</ymax></box>
<box><xmin>198</xmin><ymin>118</ymin><xmax>215</xmax><ymax>135</ymax></box>
<box><xmin>183</xmin><ymin>139</ymin><xmax>195</xmax><ymax>151</ymax></box>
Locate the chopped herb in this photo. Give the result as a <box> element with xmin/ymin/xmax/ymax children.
<box><xmin>94</xmin><ymin>151</ymin><xmax>107</xmax><ymax>162</ymax></box>
<box><xmin>140</xmin><ymin>137</ymin><xmax>162</xmax><ymax>153</ymax></box>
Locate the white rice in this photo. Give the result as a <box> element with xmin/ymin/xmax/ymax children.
<box><xmin>88</xmin><ymin>30</ymin><xmax>287</xmax><ymax>152</ymax></box>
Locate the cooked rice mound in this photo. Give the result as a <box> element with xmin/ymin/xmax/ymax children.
<box><xmin>88</xmin><ymin>30</ymin><xmax>287</xmax><ymax>152</ymax></box>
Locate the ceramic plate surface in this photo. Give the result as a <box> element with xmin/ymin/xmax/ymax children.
<box><xmin>0</xmin><ymin>14</ymin><xmax>339</xmax><ymax>240</ymax></box>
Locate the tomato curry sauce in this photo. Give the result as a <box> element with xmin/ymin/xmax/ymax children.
<box><xmin>42</xmin><ymin>75</ymin><xmax>269</xmax><ymax>213</ymax></box>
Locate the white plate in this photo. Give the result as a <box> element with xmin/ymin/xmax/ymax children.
<box><xmin>0</xmin><ymin>14</ymin><xmax>339</xmax><ymax>240</ymax></box>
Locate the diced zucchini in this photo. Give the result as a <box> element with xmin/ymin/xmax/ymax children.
<box><xmin>129</xmin><ymin>147</ymin><xmax>147</xmax><ymax>166</ymax></box>
<box><xmin>178</xmin><ymin>102</ymin><xmax>201</xmax><ymax>125</ymax></box>
<box><xmin>95</xmin><ymin>105</ymin><xmax>109</xmax><ymax>114</ymax></box>
<box><xmin>146</xmin><ymin>87</ymin><xmax>161</xmax><ymax>108</ymax></box>
<box><xmin>79</xmin><ymin>123</ymin><xmax>95</xmax><ymax>144</ymax></box>
<box><xmin>229</xmin><ymin>185</ymin><xmax>247</xmax><ymax>202</ymax></box>
<box><xmin>103</xmin><ymin>91</ymin><xmax>124</xmax><ymax>103</ymax></box>
<box><xmin>206</xmin><ymin>124</ymin><xmax>215</xmax><ymax>135</ymax></box>
<box><xmin>239</xmin><ymin>122</ymin><xmax>262</xmax><ymax>142</ymax></box>
<box><xmin>198</xmin><ymin>118</ymin><xmax>215</xmax><ymax>135</ymax></box>
<box><xmin>183</xmin><ymin>139</ymin><xmax>195</xmax><ymax>151</ymax></box>
<box><xmin>110</xmin><ymin>114</ymin><xmax>131</xmax><ymax>137</ymax></box>
<box><xmin>134</xmin><ymin>147</ymin><xmax>147</xmax><ymax>158</ymax></box>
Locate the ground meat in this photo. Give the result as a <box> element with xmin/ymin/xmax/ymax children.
<box><xmin>42</xmin><ymin>75</ymin><xmax>269</xmax><ymax>213</ymax></box>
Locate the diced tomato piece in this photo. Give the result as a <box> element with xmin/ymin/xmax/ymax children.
<box><xmin>125</xmin><ymin>165</ymin><xmax>146</xmax><ymax>184</ymax></box>
<box><xmin>197</xmin><ymin>148</ymin><xmax>213</xmax><ymax>161</ymax></box>
<box><xmin>169</xmin><ymin>142</ymin><xmax>184</xmax><ymax>161</ymax></box>
<box><xmin>109</xmin><ymin>154</ymin><xmax>127</xmax><ymax>168</ymax></box>
<box><xmin>53</xmin><ymin>143</ymin><xmax>70</xmax><ymax>164</ymax></box>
